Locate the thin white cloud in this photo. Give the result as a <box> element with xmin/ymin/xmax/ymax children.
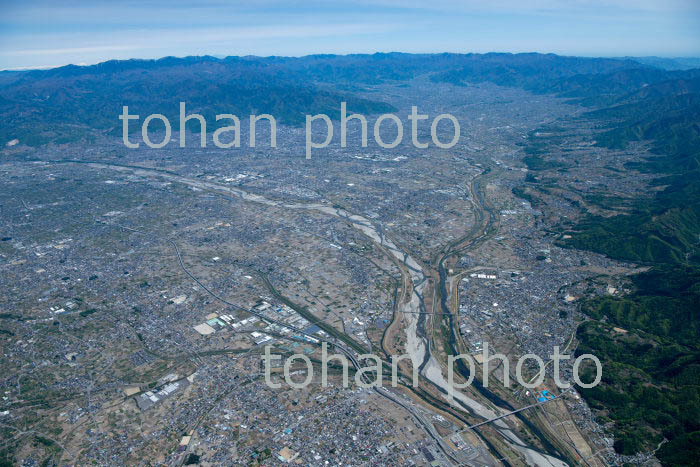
<box><xmin>0</xmin><ymin>1</ymin><xmax>697</xmax><ymax>69</ymax></box>
<box><xmin>0</xmin><ymin>23</ymin><xmax>400</xmax><ymax>57</ymax></box>
<box><xmin>2</xmin><ymin>64</ymin><xmax>63</xmax><ymax>70</ymax></box>
<box><xmin>346</xmin><ymin>0</ymin><xmax>700</xmax><ymax>13</ymax></box>
<box><xmin>0</xmin><ymin>45</ymin><xmax>136</xmax><ymax>56</ymax></box>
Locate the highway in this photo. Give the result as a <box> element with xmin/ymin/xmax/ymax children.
<box><xmin>61</xmin><ymin>159</ymin><xmax>575</xmax><ymax>466</ymax></box>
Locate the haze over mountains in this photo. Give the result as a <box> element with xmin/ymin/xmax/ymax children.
<box><xmin>1</xmin><ymin>52</ymin><xmax>699</xmax><ymax>147</ymax></box>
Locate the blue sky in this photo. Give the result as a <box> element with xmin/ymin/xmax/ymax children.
<box><xmin>0</xmin><ymin>0</ymin><xmax>698</xmax><ymax>70</ymax></box>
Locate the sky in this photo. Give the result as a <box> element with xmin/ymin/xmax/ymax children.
<box><xmin>0</xmin><ymin>0</ymin><xmax>699</xmax><ymax>70</ymax></box>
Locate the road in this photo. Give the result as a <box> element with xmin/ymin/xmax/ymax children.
<box><xmin>53</xmin><ymin>159</ymin><xmax>575</xmax><ymax>466</ymax></box>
